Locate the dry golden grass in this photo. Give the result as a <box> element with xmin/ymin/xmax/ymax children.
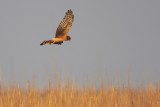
<box><xmin>0</xmin><ymin>81</ymin><xmax>159</xmax><ymax>107</ymax></box>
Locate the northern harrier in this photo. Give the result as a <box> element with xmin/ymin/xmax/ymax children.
<box><xmin>40</xmin><ymin>9</ymin><xmax>74</xmax><ymax>45</ymax></box>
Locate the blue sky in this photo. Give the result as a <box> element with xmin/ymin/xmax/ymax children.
<box><xmin>0</xmin><ymin>0</ymin><xmax>160</xmax><ymax>88</ymax></box>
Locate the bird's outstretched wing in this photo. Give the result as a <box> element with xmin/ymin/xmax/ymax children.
<box><xmin>55</xmin><ymin>9</ymin><xmax>74</xmax><ymax>37</ymax></box>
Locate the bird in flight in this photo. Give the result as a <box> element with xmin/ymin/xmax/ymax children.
<box><xmin>40</xmin><ymin>9</ymin><xmax>74</xmax><ymax>45</ymax></box>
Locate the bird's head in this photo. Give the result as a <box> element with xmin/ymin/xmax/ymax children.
<box><xmin>67</xmin><ymin>36</ymin><xmax>71</xmax><ymax>41</ymax></box>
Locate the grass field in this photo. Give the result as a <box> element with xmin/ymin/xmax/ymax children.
<box><xmin>0</xmin><ymin>81</ymin><xmax>159</xmax><ymax>107</ymax></box>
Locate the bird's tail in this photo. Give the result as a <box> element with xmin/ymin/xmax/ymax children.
<box><xmin>40</xmin><ymin>40</ymin><xmax>51</xmax><ymax>45</ymax></box>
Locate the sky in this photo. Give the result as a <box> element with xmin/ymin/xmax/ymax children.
<box><xmin>0</xmin><ymin>0</ymin><xmax>160</xmax><ymax>88</ymax></box>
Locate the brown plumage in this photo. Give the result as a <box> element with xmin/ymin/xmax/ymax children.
<box><xmin>40</xmin><ymin>9</ymin><xmax>74</xmax><ymax>46</ymax></box>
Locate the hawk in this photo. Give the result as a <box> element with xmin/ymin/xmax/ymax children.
<box><xmin>40</xmin><ymin>9</ymin><xmax>74</xmax><ymax>45</ymax></box>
